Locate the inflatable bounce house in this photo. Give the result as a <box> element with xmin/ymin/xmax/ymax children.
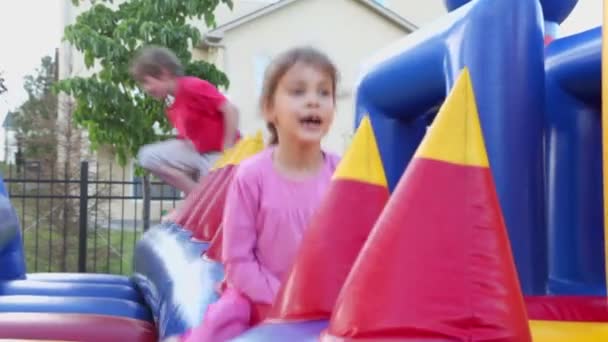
<box><xmin>0</xmin><ymin>0</ymin><xmax>606</xmax><ymax>340</ymax></box>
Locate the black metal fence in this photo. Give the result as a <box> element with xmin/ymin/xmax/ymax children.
<box><xmin>3</xmin><ymin>160</ymin><xmax>182</xmax><ymax>275</ymax></box>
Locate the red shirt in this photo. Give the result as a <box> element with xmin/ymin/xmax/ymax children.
<box><xmin>167</xmin><ymin>76</ymin><xmax>227</xmax><ymax>153</ymax></box>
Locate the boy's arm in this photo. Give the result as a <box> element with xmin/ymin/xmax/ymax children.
<box><xmin>219</xmin><ymin>100</ymin><xmax>239</xmax><ymax>149</ymax></box>
<box><xmin>186</xmin><ymin>79</ymin><xmax>239</xmax><ymax>149</ymax></box>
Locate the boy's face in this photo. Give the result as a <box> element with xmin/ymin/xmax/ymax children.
<box><xmin>140</xmin><ymin>73</ymin><xmax>172</xmax><ymax>100</ymax></box>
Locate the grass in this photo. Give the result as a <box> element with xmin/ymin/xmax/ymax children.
<box><xmin>12</xmin><ymin>192</ymin><xmax>149</xmax><ymax>276</ymax></box>
<box><xmin>4</xmin><ymin>175</ymin><xmax>160</xmax><ymax>276</ymax></box>
<box><xmin>22</xmin><ymin>226</ymin><xmax>139</xmax><ymax>276</ymax></box>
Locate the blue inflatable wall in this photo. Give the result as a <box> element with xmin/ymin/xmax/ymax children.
<box><xmin>356</xmin><ymin>0</ymin><xmax>547</xmax><ymax>294</ymax></box>
<box><xmin>545</xmin><ymin>27</ymin><xmax>604</xmax><ymax>295</ymax></box>
<box><xmin>0</xmin><ymin>176</ymin><xmax>26</xmax><ymax>281</ymax></box>
<box><xmin>356</xmin><ymin>0</ymin><xmax>604</xmax><ymax>297</ymax></box>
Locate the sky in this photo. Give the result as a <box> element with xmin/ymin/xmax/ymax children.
<box><xmin>0</xmin><ymin>0</ymin><xmax>62</xmax><ymax>120</ymax></box>
<box><xmin>0</xmin><ymin>0</ymin><xmax>603</xmax><ymax>160</ymax></box>
<box><xmin>560</xmin><ymin>0</ymin><xmax>602</xmax><ymax>35</ymax></box>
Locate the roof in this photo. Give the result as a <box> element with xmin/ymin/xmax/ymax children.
<box><xmin>203</xmin><ymin>0</ymin><xmax>418</xmax><ymax>41</ymax></box>
<box><xmin>2</xmin><ymin>111</ymin><xmax>16</xmax><ymax>130</ymax></box>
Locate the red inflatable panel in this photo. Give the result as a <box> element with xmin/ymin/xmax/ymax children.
<box><xmin>525</xmin><ymin>296</ymin><xmax>608</xmax><ymax>322</ymax></box>
<box><xmin>0</xmin><ymin>313</ymin><xmax>157</xmax><ymax>342</ymax></box>
<box><xmin>189</xmin><ymin>167</ymin><xmax>234</xmax><ymax>241</ymax></box>
<box><xmin>0</xmin><ymin>340</ymin><xmax>70</xmax><ymax>342</ymax></box>
<box><xmin>205</xmin><ymin>224</ymin><xmax>223</xmax><ymax>262</ymax></box>
<box><xmin>0</xmin><ymin>340</ymin><xmax>70</xmax><ymax>341</ymax></box>
<box><xmin>174</xmin><ymin>169</ymin><xmax>219</xmax><ymax>228</ymax></box>
<box><xmin>174</xmin><ymin>166</ymin><xmax>234</xmax><ymax>241</ymax></box>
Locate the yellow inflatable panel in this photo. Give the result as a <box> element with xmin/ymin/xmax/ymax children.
<box><xmin>530</xmin><ymin>320</ymin><xmax>608</xmax><ymax>341</ymax></box>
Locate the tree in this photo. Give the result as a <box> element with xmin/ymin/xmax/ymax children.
<box><xmin>55</xmin><ymin>0</ymin><xmax>232</xmax><ymax>166</ymax></box>
<box><xmin>13</xmin><ymin>56</ymin><xmax>59</xmax><ymax>164</ymax></box>
<box><xmin>0</xmin><ymin>71</ymin><xmax>6</xmax><ymax>95</ymax></box>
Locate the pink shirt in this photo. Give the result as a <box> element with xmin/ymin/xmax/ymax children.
<box><xmin>222</xmin><ymin>147</ymin><xmax>340</xmax><ymax>305</ymax></box>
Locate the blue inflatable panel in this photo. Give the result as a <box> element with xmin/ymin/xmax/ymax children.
<box><xmin>0</xmin><ymin>185</ymin><xmax>26</xmax><ymax>281</ymax></box>
<box><xmin>232</xmin><ymin>320</ymin><xmax>329</xmax><ymax>342</ymax></box>
<box><xmin>27</xmin><ymin>272</ymin><xmax>134</xmax><ymax>287</ymax></box>
<box><xmin>545</xmin><ymin>27</ymin><xmax>605</xmax><ymax>296</ymax></box>
<box><xmin>0</xmin><ymin>246</ymin><xmax>26</xmax><ymax>281</ymax></box>
<box><xmin>133</xmin><ymin>224</ymin><xmax>216</xmax><ymax>338</ymax></box>
<box><xmin>131</xmin><ymin>273</ymin><xmax>161</xmax><ymax>321</ymax></box>
<box><xmin>0</xmin><ymin>280</ymin><xmax>143</xmax><ymax>303</ymax></box>
<box><xmin>0</xmin><ymin>295</ymin><xmax>152</xmax><ymax>321</ymax></box>
<box><xmin>167</xmin><ymin>223</ymin><xmax>194</xmax><ymax>239</ymax></box>
<box><xmin>133</xmin><ymin>225</ymin><xmax>208</xmax><ymax>301</ymax></box>
<box><xmin>158</xmin><ymin>258</ymin><xmax>224</xmax><ymax>339</ymax></box>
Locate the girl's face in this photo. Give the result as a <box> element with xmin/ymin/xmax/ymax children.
<box><xmin>265</xmin><ymin>62</ymin><xmax>335</xmax><ymax>146</ymax></box>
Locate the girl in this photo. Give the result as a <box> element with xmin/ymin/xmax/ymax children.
<box><xmin>177</xmin><ymin>46</ymin><xmax>341</xmax><ymax>341</ymax></box>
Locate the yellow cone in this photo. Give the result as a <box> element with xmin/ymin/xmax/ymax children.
<box><xmin>333</xmin><ymin>116</ymin><xmax>387</xmax><ymax>187</ymax></box>
<box><xmin>415</xmin><ymin>68</ymin><xmax>489</xmax><ymax>168</ymax></box>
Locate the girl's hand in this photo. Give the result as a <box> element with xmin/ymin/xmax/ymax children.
<box><xmin>161</xmin><ymin>208</ymin><xmax>179</xmax><ymax>223</ymax></box>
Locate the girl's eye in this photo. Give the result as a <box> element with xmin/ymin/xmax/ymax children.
<box><xmin>290</xmin><ymin>89</ymin><xmax>305</xmax><ymax>95</ymax></box>
<box><xmin>320</xmin><ymin>89</ymin><xmax>331</xmax><ymax>96</ymax></box>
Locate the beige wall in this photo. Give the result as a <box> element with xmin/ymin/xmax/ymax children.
<box><xmin>207</xmin><ymin>0</ymin><xmax>410</xmax><ymax>155</ymax></box>
<box><xmin>384</xmin><ymin>0</ymin><xmax>447</xmax><ymax>27</ymax></box>
<box><xmin>213</xmin><ymin>0</ymin><xmax>278</xmax><ymax>25</ymax></box>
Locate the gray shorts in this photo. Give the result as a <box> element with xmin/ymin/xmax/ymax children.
<box><xmin>137</xmin><ymin>139</ymin><xmax>221</xmax><ymax>180</ymax></box>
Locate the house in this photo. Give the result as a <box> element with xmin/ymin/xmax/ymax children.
<box><xmin>58</xmin><ymin>0</ymin><xmax>444</xmax><ymax>223</ymax></box>
<box><xmin>2</xmin><ymin>111</ymin><xmax>17</xmax><ymax>165</ymax></box>
<box><xmin>195</xmin><ymin>0</ymin><xmax>418</xmax><ymax>154</ymax></box>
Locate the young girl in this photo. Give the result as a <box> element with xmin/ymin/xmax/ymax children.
<box><xmin>176</xmin><ymin>46</ymin><xmax>341</xmax><ymax>341</ymax></box>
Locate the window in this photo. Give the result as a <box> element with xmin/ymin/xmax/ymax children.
<box><xmin>254</xmin><ymin>54</ymin><xmax>272</xmax><ymax>95</ymax></box>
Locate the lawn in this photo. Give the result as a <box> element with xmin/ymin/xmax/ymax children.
<box><xmin>4</xmin><ymin>173</ymin><xmax>157</xmax><ymax>277</ymax></box>
<box><xmin>22</xmin><ymin>226</ymin><xmax>140</xmax><ymax>276</ymax></box>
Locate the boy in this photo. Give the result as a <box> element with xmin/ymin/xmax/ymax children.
<box><xmin>130</xmin><ymin>46</ymin><xmax>239</xmax><ymax>196</ymax></box>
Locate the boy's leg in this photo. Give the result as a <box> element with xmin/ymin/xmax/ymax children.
<box><xmin>195</xmin><ymin>152</ymin><xmax>222</xmax><ymax>180</ymax></box>
<box><xmin>138</xmin><ymin>139</ymin><xmax>205</xmax><ymax>195</ymax></box>
<box><xmin>161</xmin><ymin>152</ymin><xmax>221</xmax><ymax>222</ymax></box>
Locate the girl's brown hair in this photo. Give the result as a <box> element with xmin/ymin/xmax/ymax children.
<box><xmin>260</xmin><ymin>46</ymin><xmax>339</xmax><ymax>145</ymax></box>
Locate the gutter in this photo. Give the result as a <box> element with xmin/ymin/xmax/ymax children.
<box><xmin>199</xmin><ymin>33</ymin><xmax>229</xmax><ymax>76</ymax></box>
